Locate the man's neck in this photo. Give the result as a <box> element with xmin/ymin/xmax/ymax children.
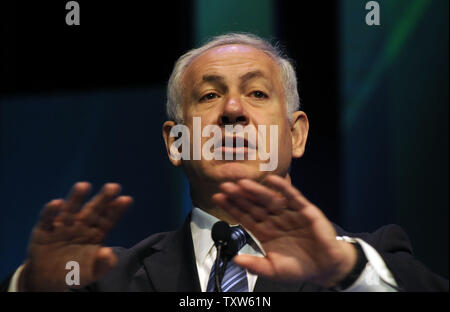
<box><xmin>191</xmin><ymin>194</ymin><xmax>238</xmax><ymax>225</ymax></box>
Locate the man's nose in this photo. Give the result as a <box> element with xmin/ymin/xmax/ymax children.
<box><xmin>219</xmin><ymin>96</ymin><xmax>249</xmax><ymax>126</ymax></box>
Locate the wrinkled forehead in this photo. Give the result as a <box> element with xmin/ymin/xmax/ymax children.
<box><xmin>182</xmin><ymin>44</ymin><xmax>281</xmax><ymax>84</ymax></box>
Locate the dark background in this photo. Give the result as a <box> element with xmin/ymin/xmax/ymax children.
<box><xmin>1</xmin><ymin>0</ymin><xmax>448</xmax><ymax>281</ymax></box>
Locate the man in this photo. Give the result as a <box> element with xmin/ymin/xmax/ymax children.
<box><xmin>3</xmin><ymin>33</ymin><xmax>448</xmax><ymax>292</ymax></box>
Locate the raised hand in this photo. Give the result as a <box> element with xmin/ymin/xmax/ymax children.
<box><xmin>212</xmin><ymin>174</ymin><xmax>357</xmax><ymax>288</ymax></box>
<box><xmin>21</xmin><ymin>182</ymin><xmax>133</xmax><ymax>291</ymax></box>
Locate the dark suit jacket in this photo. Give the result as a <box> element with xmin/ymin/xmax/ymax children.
<box><xmin>1</xmin><ymin>215</ymin><xmax>448</xmax><ymax>292</ymax></box>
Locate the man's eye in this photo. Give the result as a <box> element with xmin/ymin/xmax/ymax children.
<box><xmin>200</xmin><ymin>93</ymin><xmax>219</xmax><ymax>102</ymax></box>
<box><xmin>251</xmin><ymin>91</ymin><xmax>268</xmax><ymax>99</ymax></box>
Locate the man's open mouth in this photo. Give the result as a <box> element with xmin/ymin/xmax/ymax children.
<box><xmin>214</xmin><ymin>135</ymin><xmax>257</xmax><ymax>154</ymax></box>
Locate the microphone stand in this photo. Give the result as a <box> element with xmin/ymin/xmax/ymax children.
<box><xmin>214</xmin><ymin>241</ymin><xmax>232</xmax><ymax>292</ymax></box>
<box><xmin>214</xmin><ymin>244</ymin><xmax>224</xmax><ymax>292</ymax></box>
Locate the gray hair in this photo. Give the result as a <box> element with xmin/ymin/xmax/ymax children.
<box><xmin>166</xmin><ymin>33</ymin><xmax>300</xmax><ymax>123</ymax></box>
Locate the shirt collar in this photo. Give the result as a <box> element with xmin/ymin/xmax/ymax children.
<box><xmin>190</xmin><ymin>207</ymin><xmax>219</xmax><ymax>265</ymax></box>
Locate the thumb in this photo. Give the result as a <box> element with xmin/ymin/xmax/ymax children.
<box><xmin>93</xmin><ymin>247</ymin><xmax>117</xmax><ymax>280</ymax></box>
<box><xmin>233</xmin><ymin>254</ymin><xmax>275</xmax><ymax>278</ymax></box>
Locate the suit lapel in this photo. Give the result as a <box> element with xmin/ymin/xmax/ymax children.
<box><xmin>143</xmin><ymin>215</ymin><xmax>201</xmax><ymax>292</ymax></box>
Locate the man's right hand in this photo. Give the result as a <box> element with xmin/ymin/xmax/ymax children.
<box><xmin>19</xmin><ymin>182</ymin><xmax>133</xmax><ymax>291</ymax></box>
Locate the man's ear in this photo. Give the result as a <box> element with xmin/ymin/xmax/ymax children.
<box><xmin>290</xmin><ymin>111</ymin><xmax>309</xmax><ymax>158</ymax></box>
<box><xmin>162</xmin><ymin>121</ymin><xmax>182</xmax><ymax>167</ymax></box>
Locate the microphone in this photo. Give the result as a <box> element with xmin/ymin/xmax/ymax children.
<box><xmin>211</xmin><ymin>221</ymin><xmax>231</xmax><ymax>292</ymax></box>
<box><xmin>211</xmin><ymin>221</ymin><xmax>231</xmax><ymax>246</ymax></box>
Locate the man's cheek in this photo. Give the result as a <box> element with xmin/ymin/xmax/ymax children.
<box><xmin>258</xmin><ymin>124</ymin><xmax>279</xmax><ymax>172</ymax></box>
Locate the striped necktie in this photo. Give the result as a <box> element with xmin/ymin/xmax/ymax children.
<box><xmin>206</xmin><ymin>226</ymin><xmax>249</xmax><ymax>292</ymax></box>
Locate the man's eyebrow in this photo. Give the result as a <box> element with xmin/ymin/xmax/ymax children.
<box><xmin>239</xmin><ymin>70</ymin><xmax>266</xmax><ymax>83</ymax></box>
<box><xmin>201</xmin><ymin>74</ymin><xmax>225</xmax><ymax>83</ymax></box>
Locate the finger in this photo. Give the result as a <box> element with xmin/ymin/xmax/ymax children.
<box><xmin>56</xmin><ymin>182</ymin><xmax>92</xmax><ymax>226</ymax></box>
<box><xmin>93</xmin><ymin>247</ymin><xmax>118</xmax><ymax>281</ymax></box>
<box><xmin>224</xmin><ymin>190</ymin><xmax>300</xmax><ymax>232</ymax></box>
<box><xmin>76</xmin><ymin>183</ymin><xmax>122</xmax><ymax>226</ymax></box>
<box><xmin>233</xmin><ymin>254</ymin><xmax>276</xmax><ymax>279</ymax></box>
<box><xmin>212</xmin><ymin>193</ymin><xmax>257</xmax><ymax>228</ymax></box>
<box><xmin>64</xmin><ymin>182</ymin><xmax>92</xmax><ymax>213</ymax></box>
<box><xmin>236</xmin><ymin>179</ymin><xmax>287</xmax><ymax>215</ymax></box>
<box><xmin>220</xmin><ymin>182</ymin><xmax>303</xmax><ymax>232</ymax></box>
<box><xmin>96</xmin><ymin>196</ymin><xmax>133</xmax><ymax>232</ymax></box>
<box><xmin>212</xmin><ymin>193</ymin><xmax>280</xmax><ymax>242</ymax></box>
<box><xmin>263</xmin><ymin>175</ymin><xmax>312</xmax><ymax>209</ymax></box>
<box><xmin>264</xmin><ymin>175</ymin><xmax>326</xmax><ymax>228</ymax></box>
<box><xmin>39</xmin><ymin>199</ymin><xmax>64</xmax><ymax>230</ymax></box>
<box><xmin>219</xmin><ymin>183</ymin><xmax>268</xmax><ymax>222</ymax></box>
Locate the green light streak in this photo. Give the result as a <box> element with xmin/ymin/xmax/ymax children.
<box><xmin>344</xmin><ymin>0</ymin><xmax>432</xmax><ymax>130</ymax></box>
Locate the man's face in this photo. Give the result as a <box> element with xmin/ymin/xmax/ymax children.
<box><xmin>172</xmin><ymin>44</ymin><xmax>303</xmax><ymax>184</ymax></box>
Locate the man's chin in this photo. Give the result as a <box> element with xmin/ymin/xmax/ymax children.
<box><xmin>212</xmin><ymin>161</ymin><xmax>265</xmax><ymax>182</ymax></box>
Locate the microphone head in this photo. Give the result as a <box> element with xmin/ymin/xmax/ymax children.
<box><xmin>211</xmin><ymin>221</ymin><xmax>231</xmax><ymax>245</ymax></box>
